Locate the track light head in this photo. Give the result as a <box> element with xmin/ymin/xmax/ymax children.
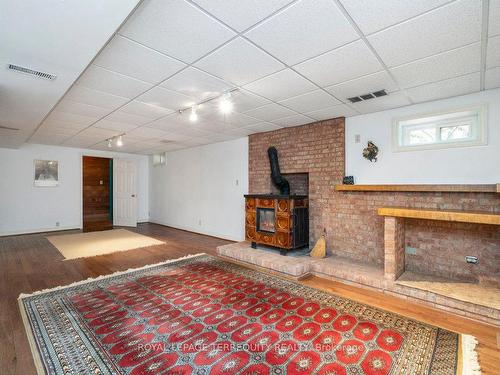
<box><xmin>219</xmin><ymin>92</ymin><xmax>233</xmax><ymax>114</ymax></box>
<box><xmin>189</xmin><ymin>106</ymin><xmax>198</xmax><ymax>122</ymax></box>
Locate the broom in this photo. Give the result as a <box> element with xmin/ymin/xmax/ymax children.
<box><xmin>310</xmin><ymin>228</ymin><xmax>326</xmax><ymax>258</ymax></box>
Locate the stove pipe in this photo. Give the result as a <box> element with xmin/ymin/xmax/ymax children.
<box><xmin>268</xmin><ymin>146</ymin><xmax>290</xmax><ymax>195</ymax></box>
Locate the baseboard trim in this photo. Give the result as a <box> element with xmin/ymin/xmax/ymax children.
<box><xmin>147</xmin><ymin>220</ymin><xmax>241</xmax><ymax>242</ymax></box>
<box><xmin>0</xmin><ymin>226</ymin><xmax>81</xmax><ymax>238</ymax></box>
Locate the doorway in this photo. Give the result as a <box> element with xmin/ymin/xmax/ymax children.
<box><xmin>82</xmin><ymin>156</ymin><xmax>113</xmax><ymax>232</ymax></box>
<box><xmin>113</xmin><ymin>159</ymin><xmax>138</xmax><ymax>227</ymax></box>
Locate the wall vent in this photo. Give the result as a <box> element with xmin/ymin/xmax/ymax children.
<box><xmin>348</xmin><ymin>89</ymin><xmax>387</xmax><ymax>103</ymax></box>
<box><xmin>7</xmin><ymin>64</ymin><xmax>56</xmax><ymax>80</ymax></box>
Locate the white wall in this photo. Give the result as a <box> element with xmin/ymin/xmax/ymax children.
<box><xmin>346</xmin><ymin>88</ymin><xmax>500</xmax><ymax>184</ymax></box>
<box><xmin>0</xmin><ymin>143</ymin><xmax>149</xmax><ymax>236</ymax></box>
<box><xmin>149</xmin><ymin>137</ymin><xmax>248</xmax><ymax>241</ymax></box>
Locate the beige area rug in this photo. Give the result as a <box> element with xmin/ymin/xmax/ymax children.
<box><xmin>47</xmin><ymin>229</ymin><xmax>165</xmax><ymax>260</ymax></box>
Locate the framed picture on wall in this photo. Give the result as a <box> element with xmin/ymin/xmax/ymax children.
<box><xmin>34</xmin><ymin>160</ymin><xmax>59</xmax><ymax>187</ymax></box>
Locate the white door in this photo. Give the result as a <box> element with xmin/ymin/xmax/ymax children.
<box><xmin>113</xmin><ymin>159</ymin><xmax>137</xmax><ymax>227</ymax></box>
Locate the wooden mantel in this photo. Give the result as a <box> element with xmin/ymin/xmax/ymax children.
<box><xmin>335</xmin><ymin>184</ymin><xmax>500</xmax><ymax>193</ymax></box>
<box><xmin>378</xmin><ymin>207</ymin><xmax>500</xmax><ymax>226</ymax></box>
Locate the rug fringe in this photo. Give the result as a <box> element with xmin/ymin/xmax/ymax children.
<box><xmin>461</xmin><ymin>334</ymin><xmax>481</xmax><ymax>375</ymax></box>
<box><xmin>18</xmin><ymin>253</ymin><xmax>206</xmax><ymax>300</ymax></box>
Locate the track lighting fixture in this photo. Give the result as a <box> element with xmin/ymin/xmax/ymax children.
<box><xmin>219</xmin><ymin>92</ymin><xmax>233</xmax><ymax>114</ymax></box>
<box><xmin>116</xmin><ymin>135</ymin><xmax>123</xmax><ymax>147</ymax></box>
<box><xmin>107</xmin><ymin>139</ymin><xmax>112</xmax><ymax>148</ymax></box>
<box><xmin>189</xmin><ymin>106</ymin><xmax>198</xmax><ymax>122</ymax></box>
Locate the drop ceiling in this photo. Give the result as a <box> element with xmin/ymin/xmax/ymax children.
<box><xmin>2</xmin><ymin>0</ymin><xmax>499</xmax><ymax>154</ymax></box>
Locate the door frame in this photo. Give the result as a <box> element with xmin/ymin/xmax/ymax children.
<box><xmin>81</xmin><ymin>155</ymin><xmax>113</xmax><ymax>232</ymax></box>
<box><xmin>112</xmin><ymin>158</ymin><xmax>138</xmax><ymax>227</ymax></box>
<box><xmin>80</xmin><ymin>152</ymin><xmax>115</xmax><ymax>231</ymax></box>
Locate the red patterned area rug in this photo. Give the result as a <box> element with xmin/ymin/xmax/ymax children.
<box><xmin>19</xmin><ymin>254</ymin><xmax>480</xmax><ymax>375</ymax></box>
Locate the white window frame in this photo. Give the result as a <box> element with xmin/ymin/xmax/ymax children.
<box><xmin>392</xmin><ymin>105</ymin><xmax>487</xmax><ymax>152</ymax></box>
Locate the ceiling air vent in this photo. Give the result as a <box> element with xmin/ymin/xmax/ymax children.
<box><xmin>348</xmin><ymin>89</ymin><xmax>387</xmax><ymax>103</ymax></box>
<box><xmin>7</xmin><ymin>64</ymin><xmax>56</xmax><ymax>80</ymax></box>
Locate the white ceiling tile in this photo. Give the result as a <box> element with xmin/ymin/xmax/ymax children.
<box><xmin>243</xmin><ymin>103</ymin><xmax>297</xmax><ymax>121</ymax></box>
<box><xmin>202</xmin><ymin>111</ymin><xmax>261</xmax><ymax>127</ymax></box>
<box><xmin>104</xmin><ymin>111</ymin><xmax>152</xmax><ymax>126</ymax></box>
<box><xmin>194</xmin><ymin>37</ymin><xmax>284</xmax><ymax>85</ymax></box>
<box><xmin>304</xmin><ymin>104</ymin><xmax>358</xmax><ymax>120</ymax></box>
<box><xmin>56</xmin><ymin>99</ymin><xmax>112</xmax><ymax>118</ymax></box>
<box><xmin>406</xmin><ymin>72</ymin><xmax>480</xmax><ymax>103</ymax></box>
<box><xmin>325</xmin><ymin>71</ymin><xmax>398</xmax><ymax>100</ymax></box>
<box><xmin>147</xmin><ymin>114</ymin><xmax>214</xmax><ymax>138</ymax></box>
<box><xmin>121</xmin><ymin>133</ymin><xmax>152</xmax><ymax>143</ymax></box>
<box><xmin>486</xmin><ymin>35</ymin><xmax>500</xmax><ymax>68</ymax></box>
<box><xmin>93</xmin><ymin>35</ymin><xmax>186</xmax><ymax>84</ymax></box>
<box><xmin>120</xmin><ymin>100</ymin><xmax>173</xmax><ymax>119</ymax></box>
<box><xmin>485</xmin><ymin>67</ymin><xmax>500</xmax><ymax>89</ymax></box>
<box><xmin>179</xmin><ymin>137</ymin><xmax>211</xmax><ymax>148</ymax></box>
<box><xmin>242</xmin><ymin>69</ymin><xmax>317</xmax><ymax>101</ymax></box>
<box><xmin>62</xmin><ymin>137</ymin><xmax>101</xmax><ymax>148</ymax></box>
<box><xmin>28</xmin><ymin>134</ymin><xmax>69</xmax><ymax>145</ymax></box>
<box><xmin>161</xmin><ymin>67</ymin><xmax>233</xmax><ymax>101</ymax></box>
<box><xmin>78</xmin><ymin>127</ymin><xmax>121</xmax><ymax>140</ymax></box>
<box><xmin>119</xmin><ymin>0</ymin><xmax>235</xmax><ymax>63</ymax></box>
<box><xmin>246</xmin><ymin>0</ymin><xmax>358</xmax><ymax>65</ymax></box>
<box><xmin>489</xmin><ymin>0</ymin><xmax>500</xmax><ymax>37</ymax></box>
<box><xmin>64</xmin><ymin>85</ymin><xmax>130</xmax><ymax>110</ymax></box>
<box><xmin>271</xmin><ymin>114</ymin><xmax>314</xmax><ymax>127</ymax></box>
<box><xmin>245</xmin><ymin>122</ymin><xmax>283</xmax><ymax>133</ymax></box>
<box><xmin>147</xmin><ymin>113</ymin><xmax>194</xmax><ymax>129</ymax></box>
<box><xmin>0</xmin><ymin>0</ymin><xmax>140</xmax><ymax>149</ymax></box>
<box><xmin>45</xmin><ymin>110</ymin><xmax>99</xmax><ymax>126</ymax></box>
<box><xmin>40</xmin><ymin>118</ymin><xmax>90</xmax><ymax>131</ymax></box>
<box><xmin>93</xmin><ymin>120</ymin><xmax>139</xmax><ymax>132</ymax></box>
<box><xmin>225</xmin><ymin>122</ymin><xmax>281</xmax><ymax>136</ymax></box>
<box><xmin>278</xmin><ymin>90</ymin><xmax>340</xmax><ymax>113</ymax></box>
<box><xmin>35</xmin><ymin>126</ymin><xmax>79</xmax><ymax>136</ymax></box>
<box><xmin>231</xmin><ymin>89</ymin><xmax>272</xmax><ymax>112</ymax></box>
<box><xmin>126</xmin><ymin>126</ymin><xmax>172</xmax><ymax>140</ymax></box>
<box><xmin>193</xmin><ymin>0</ymin><xmax>294</xmax><ymax>32</ymax></box>
<box><xmin>367</xmin><ymin>0</ymin><xmax>482</xmax><ymax>67</ymax></box>
<box><xmin>196</xmin><ymin>119</ymin><xmax>239</xmax><ymax>133</ymax></box>
<box><xmin>391</xmin><ymin>43</ymin><xmax>481</xmax><ymax>89</ymax></box>
<box><xmin>339</xmin><ymin>0</ymin><xmax>450</xmax><ymax>35</ymax></box>
<box><xmin>349</xmin><ymin>91</ymin><xmax>411</xmax><ymax>113</ymax></box>
<box><xmin>78</xmin><ymin>65</ymin><xmax>151</xmax><ymax>98</ymax></box>
<box><xmin>294</xmin><ymin>40</ymin><xmax>382</xmax><ymax>87</ymax></box>
<box><xmin>146</xmin><ymin>143</ymin><xmax>186</xmax><ymax>153</ymax></box>
<box><xmin>136</xmin><ymin>87</ymin><xmax>196</xmax><ymax>111</ymax></box>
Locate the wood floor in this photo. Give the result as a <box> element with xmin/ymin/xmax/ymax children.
<box><xmin>1</xmin><ymin>223</ymin><xmax>498</xmax><ymax>374</ymax></box>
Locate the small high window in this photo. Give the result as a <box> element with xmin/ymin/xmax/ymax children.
<box><xmin>152</xmin><ymin>153</ymin><xmax>166</xmax><ymax>166</ymax></box>
<box><xmin>393</xmin><ymin>106</ymin><xmax>486</xmax><ymax>151</ymax></box>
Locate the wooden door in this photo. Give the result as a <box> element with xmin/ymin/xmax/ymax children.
<box><xmin>82</xmin><ymin>156</ymin><xmax>113</xmax><ymax>232</ymax></box>
<box><xmin>113</xmin><ymin>159</ymin><xmax>137</xmax><ymax>227</ymax></box>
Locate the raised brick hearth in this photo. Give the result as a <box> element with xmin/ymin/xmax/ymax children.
<box><xmin>217</xmin><ymin>242</ymin><xmax>499</xmax><ymax>325</ymax></box>
<box><xmin>247</xmin><ymin>117</ymin><xmax>500</xmax><ymax>324</ymax></box>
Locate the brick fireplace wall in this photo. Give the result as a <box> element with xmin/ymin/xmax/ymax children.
<box><xmin>248</xmin><ymin>118</ymin><xmax>500</xmax><ymax>283</ymax></box>
<box><xmin>249</xmin><ymin>118</ymin><xmax>345</xmax><ymax>248</ymax></box>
